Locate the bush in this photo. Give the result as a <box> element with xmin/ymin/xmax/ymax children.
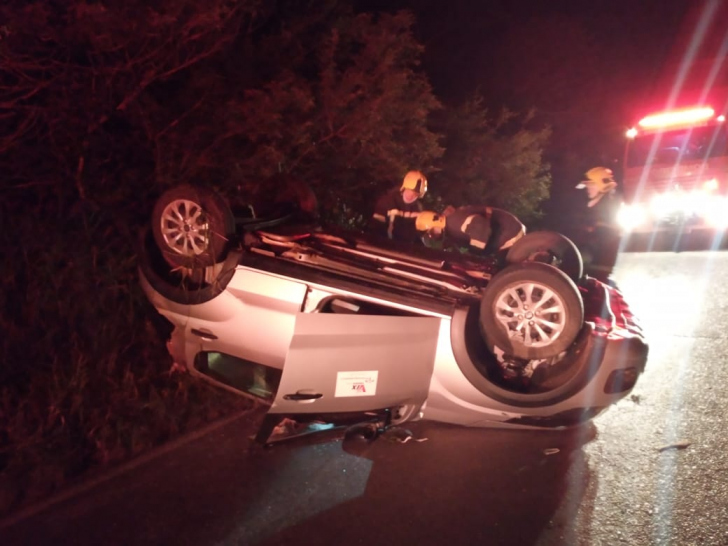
<box><xmin>0</xmin><ymin>189</ymin><xmax>252</xmax><ymax>516</ymax></box>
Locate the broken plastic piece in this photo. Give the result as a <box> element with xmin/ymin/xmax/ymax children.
<box><xmin>657</xmin><ymin>440</ymin><xmax>691</xmax><ymax>452</ymax></box>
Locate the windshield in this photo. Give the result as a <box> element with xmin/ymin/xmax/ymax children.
<box><xmin>626</xmin><ymin>124</ymin><xmax>728</xmax><ymax>167</ymax></box>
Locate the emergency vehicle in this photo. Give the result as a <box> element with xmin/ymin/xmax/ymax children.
<box><xmin>619</xmin><ymin>104</ymin><xmax>728</xmax><ymax>233</ymax></box>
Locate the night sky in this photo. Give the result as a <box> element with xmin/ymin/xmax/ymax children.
<box><xmin>357</xmin><ymin>0</ymin><xmax>692</xmax><ymax>104</ymax></box>
<box><xmin>355</xmin><ymin>0</ymin><xmax>722</xmax><ymax>201</ymax></box>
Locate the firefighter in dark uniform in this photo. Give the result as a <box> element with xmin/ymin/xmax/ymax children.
<box><xmin>574</xmin><ymin>166</ymin><xmax>622</xmax><ymax>280</ymax></box>
<box><xmin>370</xmin><ymin>170</ymin><xmax>427</xmax><ymax>243</ymax></box>
<box><xmin>415</xmin><ymin>205</ymin><xmax>526</xmax><ymax>255</ymax></box>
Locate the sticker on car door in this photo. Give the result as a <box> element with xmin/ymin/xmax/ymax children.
<box><xmin>334</xmin><ymin>370</ymin><xmax>379</xmax><ymax>397</ymax></box>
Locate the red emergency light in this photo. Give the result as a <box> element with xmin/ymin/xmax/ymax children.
<box><xmin>638</xmin><ymin>106</ymin><xmax>715</xmax><ymax>129</ymax></box>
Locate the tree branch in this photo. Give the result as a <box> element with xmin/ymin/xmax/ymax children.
<box><xmin>75</xmin><ymin>151</ymin><xmax>87</xmax><ymax>201</ymax></box>
<box><xmin>115</xmin><ymin>14</ymin><xmax>240</xmax><ymax>114</ymax></box>
<box><xmin>156</xmin><ymin>95</ymin><xmax>206</xmax><ymax>139</ymax></box>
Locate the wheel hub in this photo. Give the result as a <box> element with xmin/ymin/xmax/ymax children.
<box><xmin>160</xmin><ymin>199</ymin><xmax>210</xmax><ymax>257</ymax></box>
<box><xmin>494</xmin><ymin>281</ymin><xmax>567</xmax><ymax>348</ymax></box>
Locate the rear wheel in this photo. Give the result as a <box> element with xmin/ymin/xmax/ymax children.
<box><xmin>480</xmin><ymin>262</ymin><xmax>584</xmax><ymax>360</ymax></box>
<box><xmin>138</xmin><ymin>227</ymin><xmax>240</xmax><ymax>306</ymax></box>
<box><xmin>152</xmin><ymin>185</ymin><xmax>235</xmax><ymax>268</ymax></box>
<box><xmin>506</xmin><ymin>231</ymin><xmax>583</xmax><ymax>283</ymax></box>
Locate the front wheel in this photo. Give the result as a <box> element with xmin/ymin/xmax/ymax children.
<box><xmin>480</xmin><ymin>262</ymin><xmax>584</xmax><ymax>360</ymax></box>
<box><xmin>151</xmin><ymin>185</ymin><xmax>235</xmax><ymax>268</ymax></box>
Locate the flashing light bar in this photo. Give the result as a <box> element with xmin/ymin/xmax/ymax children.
<box><xmin>638</xmin><ymin>106</ymin><xmax>715</xmax><ymax>129</ymax></box>
<box><xmin>626</xmin><ymin>127</ymin><xmax>638</xmax><ymax>139</ymax></box>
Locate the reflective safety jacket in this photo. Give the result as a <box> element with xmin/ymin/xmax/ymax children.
<box><xmin>445</xmin><ymin>206</ymin><xmax>525</xmax><ymax>252</ymax></box>
<box><xmin>371</xmin><ymin>186</ymin><xmax>423</xmax><ymax>243</ymax></box>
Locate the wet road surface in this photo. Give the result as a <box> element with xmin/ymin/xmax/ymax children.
<box><xmin>1</xmin><ymin>250</ymin><xmax>727</xmax><ymax>546</ymax></box>
<box><xmin>573</xmin><ymin>250</ymin><xmax>728</xmax><ymax>546</ymax></box>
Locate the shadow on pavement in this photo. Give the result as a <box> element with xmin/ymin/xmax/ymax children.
<box><xmin>250</xmin><ymin>423</ymin><xmax>595</xmax><ymax>546</ymax></box>
<box><xmin>237</xmin><ymin>420</ymin><xmax>599</xmax><ymax>546</ymax></box>
<box><xmin>1</xmin><ymin>413</ymin><xmax>599</xmax><ymax>546</ymax></box>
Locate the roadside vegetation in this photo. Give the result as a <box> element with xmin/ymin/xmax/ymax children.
<box><xmin>0</xmin><ymin>0</ymin><xmax>553</xmax><ymax>516</ymax></box>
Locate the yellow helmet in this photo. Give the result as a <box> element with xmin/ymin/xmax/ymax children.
<box><xmin>576</xmin><ymin>167</ymin><xmax>618</xmax><ymax>193</ymax></box>
<box><xmin>416</xmin><ymin>210</ymin><xmax>446</xmax><ymax>232</ymax></box>
<box><xmin>401</xmin><ymin>170</ymin><xmax>428</xmax><ymax>198</ymax></box>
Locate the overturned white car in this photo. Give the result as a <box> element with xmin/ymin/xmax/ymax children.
<box><xmin>138</xmin><ymin>185</ymin><xmax>648</xmax><ymax>444</ymax></box>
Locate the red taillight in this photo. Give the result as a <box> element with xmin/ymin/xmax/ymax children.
<box><xmin>638</xmin><ymin>106</ymin><xmax>715</xmax><ymax>129</ymax></box>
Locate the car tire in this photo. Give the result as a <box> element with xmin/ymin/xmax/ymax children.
<box><xmin>480</xmin><ymin>262</ymin><xmax>584</xmax><ymax>360</ymax></box>
<box><xmin>152</xmin><ymin>185</ymin><xmax>235</xmax><ymax>268</ymax></box>
<box><xmin>505</xmin><ymin>231</ymin><xmax>584</xmax><ymax>283</ymax></box>
<box><xmin>138</xmin><ymin>228</ymin><xmax>240</xmax><ymax>305</ymax></box>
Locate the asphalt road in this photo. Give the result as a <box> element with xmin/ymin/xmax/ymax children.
<box><xmin>1</xmin><ymin>249</ymin><xmax>727</xmax><ymax>546</ymax></box>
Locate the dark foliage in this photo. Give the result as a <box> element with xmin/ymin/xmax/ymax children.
<box><xmin>0</xmin><ymin>0</ymin><xmax>551</xmax><ymax>514</ymax></box>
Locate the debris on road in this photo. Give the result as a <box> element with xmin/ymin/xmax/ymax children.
<box><xmin>383</xmin><ymin>427</ymin><xmax>428</xmax><ymax>444</ymax></box>
<box><xmin>657</xmin><ymin>440</ymin><xmax>691</xmax><ymax>452</ymax></box>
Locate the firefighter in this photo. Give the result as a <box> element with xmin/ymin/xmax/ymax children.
<box><xmin>416</xmin><ymin>205</ymin><xmax>525</xmax><ymax>255</ymax></box>
<box><xmin>575</xmin><ymin>166</ymin><xmax>621</xmax><ymax>226</ymax></box>
<box><xmin>370</xmin><ymin>170</ymin><xmax>428</xmax><ymax>243</ymax></box>
<box><xmin>574</xmin><ymin>166</ymin><xmax>622</xmax><ymax>280</ymax></box>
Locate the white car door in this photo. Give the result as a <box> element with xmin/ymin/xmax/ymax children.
<box><xmin>269</xmin><ymin>313</ymin><xmax>441</xmax><ymax>416</ymax></box>
<box><xmin>187</xmin><ymin>268</ymin><xmax>308</xmax><ymax>370</ymax></box>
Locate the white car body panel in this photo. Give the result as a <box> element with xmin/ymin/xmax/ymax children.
<box><xmin>139</xmin><ymin>199</ymin><xmax>649</xmax><ymax>442</ymax></box>
<box><xmin>271</xmin><ymin>314</ymin><xmax>440</xmax><ymax>415</ymax></box>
